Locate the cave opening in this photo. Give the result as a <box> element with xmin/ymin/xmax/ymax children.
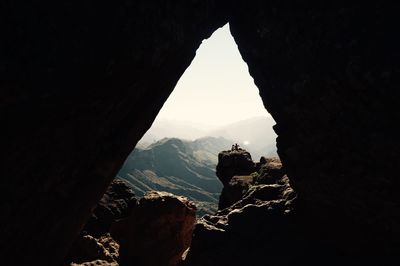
<box><xmin>115</xmin><ymin>24</ymin><xmax>278</xmax><ymax>217</ymax></box>
<box><xmin>3</xmin><ymin>3</ymin><xmax>397</xmax><ymax>265</ymax></box>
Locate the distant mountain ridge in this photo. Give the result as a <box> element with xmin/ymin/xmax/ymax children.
<box><xmin>208</xmin><ymin>116</ymin><xmax>277</xmax><ymax>159</ymax></box>
<box><xmin>138</xmin><ymin>116</ymin><xmax>278</xmax><ymax>158</ymax></box>
<box><xmin>117</xmin><ymin>136</ymin><xmax>233</xmax><ymax>216</ymax></box>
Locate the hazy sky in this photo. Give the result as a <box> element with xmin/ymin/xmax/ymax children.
<box><xmin>155</xmin><ymin>23</ymin><xmax>271</xmax><ymax>128</ymax></box>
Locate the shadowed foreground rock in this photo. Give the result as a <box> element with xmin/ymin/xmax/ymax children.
<box><xmin>0</xmin><ymin>2</ymin><xmax>227</xmax><ymax>264</ymax></box>
<box><xmin>65</xmin><ymin>180</ymin><xmax>132</xmax><ymax>265</ymax></box>
<box><xmin>1</xmin><ymin>2</ymin><xmax>399</xmax><ymax>264</ymax></box>
<box><xmin>111</xmin><ymin>191</ymin><xmax>197</xmax><ymax>266</ymax></box>
<box><xmin>83</xmin><ymin>179</ymin><xmax>137</xmax><ymax>237</ymax></box>
<box><xmin>71</xmin><ymin>260</ymin><xmax>117</xmax><ymax>266</ymax></box>
<box><xmin>67</xmin><ymin>234</ymin><xmax>119</xmax><ymax>266</ymax></box>
<box><xmin>216</xmin><ymin>149</ymin><xmax>255</xmax><ymax>186</ymax></box>
<box><xmin>184</xmin><ymin>151</ymin><xmax>298</xmax><ymax>266</ymax></box>
<box><xmin>216</xmin><ymin>149</ymin><xmax>256</xmax><ymax>209</ymax></box>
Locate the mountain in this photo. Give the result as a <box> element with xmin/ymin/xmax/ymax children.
<box><xmin>208</xmin><ymin>116</ymin><xmax>278</xmax><ymax>159</ymax></box>
<box><xmin>138</xmin><ymin>119</ymin><xmax>209</xmax><ymax>144</ymax></box>
<box><xmin>137</xmin><ymin>116</ymin><xmax>278</xmax><ymax>158</ymax></box>
<box><xmin>117</xmin><ymin>136</ymin><xmax>233</xmax><ymax>216</ymax></box>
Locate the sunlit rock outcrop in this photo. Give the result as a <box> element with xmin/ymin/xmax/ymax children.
<box><xmin>111</xmin><ymin>191</ymin><xmax>197</xmax><ymax>266</ymax></box>
<box><xmin>216</xmin><ymin>149</ymin><xmax>255</xmax><ymax>185</ymax></box>
<box><xmin>216</xmin><ymin>149</ymin><xmax>256</xmax><ymax>209</ymax></box>
<box><xmin>184</xmin><ymin>152</ymin><xmax>297</xmax><ymax>265</ymax></box>
<box><xmin>68</xmin><ymin>185</ymin><xmax>196</xmax><ymax>266</ymax></box>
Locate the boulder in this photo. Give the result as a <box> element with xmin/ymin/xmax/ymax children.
<box><xmin>66</xmin><ymin>234</ymin><xmax>119</xmax><ymax>266</ymax></box>
<box><xmin>111</xmin><ymin>191</ymin><xmax>197</xmax><ymax>266</ymax></box>
<box><xmin>218</xmin><ymin>175</ymin><xmax>253</xmax><ymax>210</ymax></box>
<box><xmin>83</xmin><ymin>179</ymin><xmax>137</xmax><ymax>237</ymax></box>
<box><xmin>217</xmin><ymin>150</ymin><xmax>284</xmax><ymax>210</ymax></box>
<box><xmin>216</xmin><ymin>149</ymin><xmax>255</xmax><ymax>185</ymax></box>
<box><xmin>185</xmin><ymin>156</ymin><xmax>298</xmax><ymax>266</ymax></box>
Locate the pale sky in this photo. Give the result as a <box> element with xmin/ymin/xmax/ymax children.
<box><xmin>155</xmin><ymin>23</ymin><xmax>271</xmax><ymax>128</ymax></box>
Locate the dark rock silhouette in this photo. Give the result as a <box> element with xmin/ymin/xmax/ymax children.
<box><xmin>0</xmin><ymin>2</ymin><xmax>227</xmax><ymax>264</ymax></box>
<box><xmin>68</xmin><ymin>188</ymin><xmax>195</xmax><ymax>266</ymax></box>
<box><xmin>83</xmin><ymin>179</ymin><xmax>137</xmax><ymax>237</ymax></box>
<box><xmin>217</xmin><ymin>151</ymin><xmax>293</xmax><ymax>211</ymax></box>
<box><xmin>66</xmin><ymin>234</ymin><xmax>119</xmax><ymax>266</ymax></box>
<box><xmin>1</xmin><ymin>1</ymin><xmax>399</xmax><ymax>264</ymax></box>
<box><xmin>65</xmin><ymin>180</ymin><xmax>132</xmax><ymax>265</ymax></box>
<box><xmin>184</xmin><ymin>153</ymin><xmax>297</xmax><ymax>266</ymax></box>
<box><xmin>216</xmin><ymin>149</ymin><xmax>256</xmax><ymax>209</ymax></box>
<box><xmin>111</xmin><ymin>191</ymin><xmax>197</xmax><ymax>266</ymax></box>
<box><xmin>230</xmin><ymin>2</ymin><xmax>400</xmax><ymax>261</ymax></box>
<box><xmin>218</xmin><ymin>175</ymin><xmax>254</xmax><ymax>210</ymax></box>
<box><xmin>216</xmin><ymin>149</ymin><xmax>255</xmax><ymax>185</ymax></box>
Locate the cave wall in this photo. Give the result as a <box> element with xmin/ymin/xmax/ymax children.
<box><xmin>1</xmin><ymin>0</ymin><xmax>399</xmax><ymax>264</ymax></box>
<box><xmin>229</xmin><ymin>1</ymin><xmax>400</xmax><ymax>254</ymax></box>
<box><xmin>0</xmin><ymin>1</ymin><xmax>227</xmax><ymax>264</ymax></box>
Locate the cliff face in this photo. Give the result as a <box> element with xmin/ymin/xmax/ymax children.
<box><xmin>185</xmin><ymin>151</ymin><xmax>297</xmax><ymax>265</ymax></box>
<box><xmin>82</xmin><ymin>179</ymin><xmax>137</xmax><ymax>237</ymax></box>
<box><xmin>229</xmin><ymin>2</ymin><xmax>400</xmax><ymax>257</ymax></box>
<box><xmin>111</xmin><ymin>191</ymin><xmax>196</xmax><ymax>266</ymax></box>
<box><xmin>215</xmin><ymin>149</ymin><xmax>256</xmax><ymax>209</ymax></box>
<box><xmin>0</xmin><ymin>1</ymin><xmax>227</xmax><ymax>264</ymax></box>
<box><xmin>1</xmin><ymin>1</ymin><xmax>399</xmax><ymax>265</ymax></box>
<box><xmin>67</xmin><ymin>184</ymin><xmax>196</xmax><ymax>266</ymax></box>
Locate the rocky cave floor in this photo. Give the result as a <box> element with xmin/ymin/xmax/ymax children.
<box><xmin>64</xmin><ymin>149</ymin><xmax>294</xmax><ymax>266</ymax></box>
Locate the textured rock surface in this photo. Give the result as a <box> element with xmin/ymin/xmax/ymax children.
<box><xmin>111</xmin><ymin>191</ymin><xmax>197</xmax><ymax>266</ymax></box>
<box><xmin>216</xmin><ymin>149</ymin><xmax>255</xmax><ymax>185</ymax></box>
<box><xmin>229</xmin><ymin>1</ymin><xmax>400</xmax><ymax>258</ymax></box>
<box><xmin>218</xmin><ymin>175</ymin><xmax>254</xmax><ymax>210</ymax></box>
<box><xmin>1</xmin><ymin>1</ymin><xmax>400</xmax><ymax>265</ymax></box>
<box><xmin>67</xmin><ymin>234</ymin><xmax>119</xmax><ymax>266</ymax></box>
<box><xmin>184</xmin><ymin>156</ymin><xmax>298</xmax><ymax>266</ymax></box>
<box><xmin>71</xmin><ymin>260</ymin><xmax>118</xmax><ymax>266</ymax></box>
<box><xmin>216</xmin><ymin>149</ymin><xmax>257</xmax><ymax>210</ymax></box>
<box><xmin>83</xmin><ymin>179</ymin><xmax>137</xmax><ymax>237</ymax></box>
<box><xmin>0</xmin><ymin>1</ymin><xmax>227</xmax><ymax>264</ymax></box>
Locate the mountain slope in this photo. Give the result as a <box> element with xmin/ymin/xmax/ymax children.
<box><xmin>117</xmin><ymin>137</ymin><xmax>232</xmax><ymax>216</ymax></box>
<box><xmin>208</xmin><ymin>116</ymin><xmax>277</xmax><ymax>159</ymax></box>
<box><xmin>138</xmin><ymin>119</ymin><xmax>209</xmax><ymax>143</ymax></box>
<box><xmin>136</xmin><ymin>116</ymin><xmax>278</xmax><ymax>159</ymax></box>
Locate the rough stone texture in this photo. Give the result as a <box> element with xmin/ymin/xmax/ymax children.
<box><xmin>66</xmin><ymin>234</ymin><xmax>119</xmax><ymax>266</ymax></box>
<box><xmin>111</xmin><ymin>191</ymin><xmax>197</xmax><ymax>266</ymax></box>
<box><xmin>0</xmin><ymin>1</ymin><xmax>227</xmax><ymax>264</ymax></box>
<box><xmin>216</xmin><ymin>149</ymin><xmax>279</xmax><ymax>210</ymax></box>
<box><xmin>83</xmin><ymin>179</ymin><xmax>137</xmax><ymax>237</ymax></box>
<box><xmin>218</xmin><ymin>175</ymin><xmax>253</xmax><ymax>210</ymax></box>
<box><xmin>216</xmin><ymin>149</ymin><xmax>255</xmax><ymax>185</ymax></box>
<box><xmin>1</xmin><ymin>1</ymin><xmax>400</xmax><ymax>265</ymax></box>
<box><xmin>229</xmin><ymin>1</ymin><xmax>400</xmax><ymax>258</ymax></box>
<box><xmin>184</xmin><ymin>156</ymin><xmax>298</xmax><ymax>266</ymax></box>
<box><xmin>71</xmin><ymin>260</ymin><xmax>118</xmax><ymax>266</ymax></box>
<box><xmin>255</xmin><ymin>157</ymin><xmax>285</xmax><ymax>184</ymax></box>
<box><xmin>216</xmin><ymin>149</ymin><xmax>257</xmax><ymax>210</ymax></box>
